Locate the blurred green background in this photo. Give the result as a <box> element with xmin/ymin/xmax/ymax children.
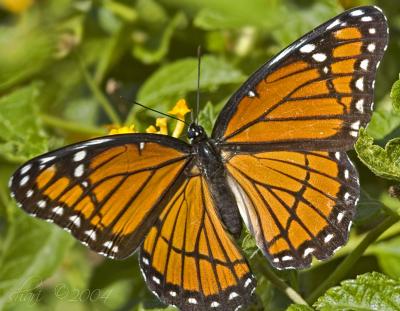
<box><xmin>1</xmin><ymin>0</ymin><xmax>400</xmax><ymax>310</ymax></box>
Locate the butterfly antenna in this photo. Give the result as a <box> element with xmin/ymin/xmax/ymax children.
<box><xmin>121</xmin><ymin>96</ymin><xmax>190</xmax><ymax>126</ymax></box>
<box><xmin>196</xmin><ymin>45</ymin><xmax>202</xmax><ymax>125</ymax></box>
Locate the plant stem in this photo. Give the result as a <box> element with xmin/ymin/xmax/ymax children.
<box><xmin>289</xmin><ymin>270</ymin><xmax>299</xmax><ymax>292</ymax></box>
<box><xmin>95</xmin><ymin>25</ymin><xmax>125</xmax><ymax>84</ymax></box>
<box><xmin>103</xmin><ymin>0</ymin><xmax>137</xmax><ymax>22</ymax></box>
<box><xmin>76</xmin><ymin>56</ymin><xmax>122</xmax><ymax>125</ymax></box>
<box><xmin>40</xmin><ymin>113</ymin><xmax>106</xmax><ymax>136</ymax></box>
<box><xmin>253</xmin><ymin>257</ymin><xmax>309</xmax><ymax>306</ymax></box>
<box><xmin>307</xmin><ymin>214</ymin><xmax>399</xmax><ymax>304</ymax></box>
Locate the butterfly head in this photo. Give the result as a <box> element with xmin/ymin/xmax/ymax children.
<box><xmin>187</xmin><ymin>123</ymin><xmax>207</xmax><ymax>142</ymax></box>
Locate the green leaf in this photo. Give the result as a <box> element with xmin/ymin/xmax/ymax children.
<box><xmin>193</xmin><ymin>0</ymin><xmax>282</xmax><ymax>30</ymax></box>
<box><xmin>252</xmin><ymin>274</ymin><xmax>274</xmax><ymax>311</ymax></box>
<box><xmin>355</xmin><ymin>129</ymin><xmax>400</xmax><ymax>181</ymax></box>
<box><xmin>89</xmin><ymin>256</ymin><xmax>140</xmax><ymax>290</ymax></box>
<box><xmin>380</xmin><ymin>191</ymin><xmax>400</xmax><ymax>217</ymax></box>
<box><xmin>136</xmin><ymin>0</ymin><xmax>168</xmax><ymax>24</ymax></box>
<box><xmin>271</xmin><ymin>1</ymin><xmax>341</xmax><ymax>47</ymax></box>
<box><xmin>63</xmin><ymin>97</ymin><xmax>99</xmax><ymax>126</ymax></box>
<box><xmin>0</xmin><ymin>84</ymin><xmax>48</xmax><ymax>162</ymax></box>
<box><xmin>241</xmin><ymin>230</ymin><xmax>258</xmax><ymax>258</ymax></box>
<box><xmin>0</xmin><ymin>17</ymin><xmax>55</xmax><ymax>91</ymax></box>
<box><xmin>197</xmin><ymin>101</ymin><xmax>217</xmax><ymax>135</ymax></box>
<box><xmin>0</xmin><ymin>207</ymin><xmax>73</xmax><ymax>309</ymax></box>
<box><xmin>353</xmin><ymin>188</ymin><xmax>384</xmax><ymax>226</ymax></box>
<box><xmin>367</xmin><ymin>95</ymin><xmax>400</xmax><ymax>140</ymax></box>
<box><xmin>101</xmin><ymin>0</ymin><xmax>137</xmax><ymax>26</ymax></box>
<box><xmin>287</xmin><ymin>304</ymin><xmax>314</xmax><ymax>311</ymax></box>
<box><xmin>98</xmin><ymin>6</ymin><xmax>123</xmax><ymax>34</ymax></box>
<box><xmin>89</xmin><ymin>256</ymin><xmax>170</xmax><ymax>310</ymax></box>
<box><xmin>369</xmin><ymin>237</ymin><xmax>400</xmax><ymax>278</ymax></box>
<box><xmin>137</xmin><ymin>56</ymin><xmax>244</xmax><ymax>105</ymax></box>
<box><xmin>129</xmin><ymin>55</ymin><xmax>244</xmax><ymax>124</ymax></box>
<box><xmin>133</xmin><ymin>12</ymin><xmax>187</xmax><ymax>64</ymax></box>
<box><xmin>391</xmin><ymin>76</ymin><xmax>400</xmax><ymax>114</ymax></box>
<box><xmin>314</xmin><ymin>272</ymin><xmax>400</xmax><ymax>310</ymax></box>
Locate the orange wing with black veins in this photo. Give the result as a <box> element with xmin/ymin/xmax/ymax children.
<box><xmin>10</xmin><ymin>134</ymin><xmax>191</xmax><ymax>259</ymax></box>
<box><xmin>211</xmin><ymin>5</ymin><xmax>387</xmax><ymax>270</ymax></box>
<box><xmin>226</xmin><ymin>151</ymin><xmax>358</xmax><ymax>269</ymax></box>
<box><xmin>140</xmin><ymin>173</ymin><xmax>256</xmax><ymax>310</ymax></box>
<box><xmin>212</xmin><ymin>6</ymin><xmax>388</xmax><ymax>152</ymax></box>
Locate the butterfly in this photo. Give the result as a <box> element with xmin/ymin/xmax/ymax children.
<box><xmin>9</xmin><ymin>5</ymin><xmax>388</xmax><ymax>311</ymax></box>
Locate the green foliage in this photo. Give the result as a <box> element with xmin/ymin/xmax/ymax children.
<box><xmin>391</xmin><ymin>76</ymin><xmax>400</xmax><ymax>113</ymax></box>
<box><xmin>355</xmin><ymin>129</ymin><xmax>400</xmax><ymax>181</ymax></box>
<box><xmin>192</xmin><ymin>0</ymin><xmax>282</xmax><ymax>30</ymax></box>
<box><xmin>135</xmin><ymin>55</ymin><xmax>244</xmax><ymax>107</ymax></box>
<box><xmin>0</xmin><ymin>206</ymin><xmax>73</xmax><ymax>309</ymax></box>
<box><xmin>133</xmin><ymin>10</ymin><xmax>187</xmax><ymax>64</ymax></box>
<box><xmin>314</xmin><ymin>272</ymin><xmax>400</xmax><ymax>310</ymax></box>
<box><xmin>287</xmin><ymin>305</ymin><xmax>314</xmax><ymax>311</ymax></box>
<box><xmin>197</xmin><ymin>101</ymin><xmax>219</xmax><ymax>135</ymax></box>
<box><xmin>0</xmin><ymin>0</ymin><xmax>400</xmax><ymax>310</ymax></box>
<box><xmin>0</xmin><ymin>84</ymin><xmax>48</xmax><ymax>162</ymax></box>
<box><xmin>0</xmin><ymin>16</ymin><xmax>56</xmax><ymax>91</ymax></box>
<box><xmin>369</xmin><ymin>236</ymin><xmax>400</xmax><ymax>278</ymax></box>
<box><xmin>366</xmin><ymin>95</ymin><xmax>400</xmax><ymax>140</ymax></box>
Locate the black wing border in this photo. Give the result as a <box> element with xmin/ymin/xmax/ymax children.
<box><xmin>12</xmin><ymin>133</ymin><xmax>191</xmax><ymax>167</ymax></box>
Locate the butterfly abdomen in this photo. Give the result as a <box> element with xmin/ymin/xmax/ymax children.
<box><xmin>193</xmin><ymin>139</ymin><xmax>243</xmax><ymax>238</ymax></box>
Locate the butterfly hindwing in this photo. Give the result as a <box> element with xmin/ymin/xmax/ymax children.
<box><xmin>9</xmin><ymin>134</ymin><xmax>191</xmax><ymax>259</ymax></box>
<box><xmin>140</xmin><ymin>172</ymin><xmax>256</xmax><ymax>310</ymax></box>
<box><xmin>212</xmin><ymin>6</ymin><xmax>388</xmax><ymax>152</ymax></box>
<box><xmin>226</xmin><ymin>150</ymin><xmax>358</xmax><ymax>269</ymax></box>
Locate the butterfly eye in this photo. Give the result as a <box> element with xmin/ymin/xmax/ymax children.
<box><xmin>187</xmin><ymin>124</ymin><xmax>205</xmax><ymax>140</ymax></box>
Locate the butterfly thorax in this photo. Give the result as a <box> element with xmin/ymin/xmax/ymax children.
<box><xmin>189</xmin><ymin>123</ymin><xmax>243</xmax><ymax>238</ymax></box>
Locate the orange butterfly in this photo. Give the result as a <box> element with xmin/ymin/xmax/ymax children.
<box><xmin>9</xmin><ymin>6</ymin><xmax>388</xmax><ymax>311</ymax></box>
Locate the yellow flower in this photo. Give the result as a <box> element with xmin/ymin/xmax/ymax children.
<box><xmin>145</xmin><ymin>125</ymin><xmax>157</xmax><ymax>134</ymax></box>
<box><xmin>156</xmin><ymin>118</ymin><xmax>168</xmax><ymax>135</ymax></box>
<box><xmin>168</xmin><ymin>99</ymin><xmax>191</xmax><ymax>138</ymax></box>
<box><xmin>108</xmin><ymin>99</ymin><xmax>190</xmax><ymax>138</ymax></box>
<box><xmin>146</xmin><ymin>118</ymin><xmax>168</xmax><ymax>135</ymax></box>
<box><xmin>108</xmin><ymin>124</ymin><xmax>137</xmax><ymax>135</ymax></box>
<box><xmin>1</xmin><ymin>0</ymin><xmax>34</xmax><ymax>13</ymax></box>
<box><xmin>168</xmin><ymin>99</ymin><xmax>191</xmax><ymax>117</ymax></box>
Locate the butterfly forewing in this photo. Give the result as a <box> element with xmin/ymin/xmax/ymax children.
<box><xmin>140</xmin><ymin>172</ymin><xmax>256</xmax><ymax>310</ymax></box>
<box><xmin>212</xmin><ymin>6</ymin><xmax>388</xmax><ymax>152</ymax></box>
<box><xmin>10</xmin><ymin>134</ymin><xmax>191</xmax><ymax>259</ymax></box>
